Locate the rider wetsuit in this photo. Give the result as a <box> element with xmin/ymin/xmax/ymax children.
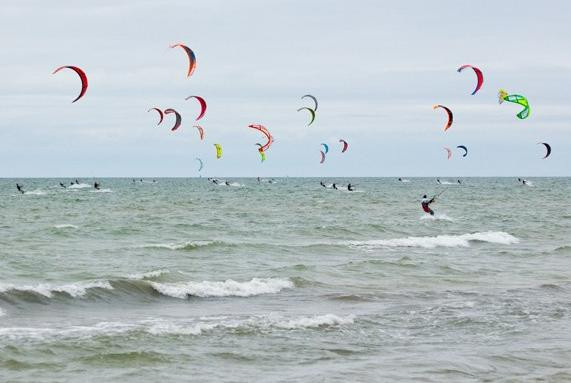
<box><xmin>421</xmin><ymin>195</ymin><xmax>435</xmax><ymax>216</ymax></box>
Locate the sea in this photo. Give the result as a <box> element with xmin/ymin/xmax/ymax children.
<box><xmin>1</xmin><ymin>177</ymin><xmax>570</xmax><ymax>382</ymax></box>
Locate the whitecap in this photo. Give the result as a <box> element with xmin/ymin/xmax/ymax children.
<box><xmin>127</xmin><ymin>269</ymin><xmax>170</xmax><ymax>280</ymax></box>
<box><xmin>349</xmin><ymin>231</ymin><xmax>519</xmax><ymax>250</ymax></box>
<box><xmin>53</xmin><ymin>224</ymin><xmax>78</xmax><ymax>229</ymax></box>
<box><xmin>150</xmin><ymin>277</ymin><xmax>293</xmax><ymax>299</ymax></box>
<box><xmin>68</xmin><ymin>183</ymin><xmax>91</xmax><ymax>189</ymax></box>
<box><xmin>0</xmin><ymin>280</ymin><xmax>113</xmax><ymax>298</ymax></box>
<box><xmin>90</xmin><ymin>188</ymin><xmax>112</xmax><ymax>193</ymax></box>
<box><xmin>139</xmin><ymin>240</ymin><xmax>215</xmax><ymax>250</ymax></box>
<box><xmin>271</xmin><ymin>314</ymin><xmax>355</xmax><ymax>329</ymax></box>
<box><xmin>24</xmin><ymin>189</ymin><xmax>46</xmax><ymax>195</ymax></box>
<box><xmin>420</xmin><ymin>214</ymin><xmax>454</xmax><ymax>222</ymax></box>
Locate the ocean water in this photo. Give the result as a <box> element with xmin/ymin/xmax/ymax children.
<box><xmin>1</xmin><ymin>177</ymin><xmax>570</xmax><ymax>382</ymax></box>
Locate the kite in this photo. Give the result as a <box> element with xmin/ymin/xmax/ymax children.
<box><xmin>148</xmin><ymin>108</ymin><xmax>164</xmax><ymax>125</ymax></box>
<box><xmin>185</xmin><ymin>95</ymin><xmax>207</xmax><ymax>120</ymax></box>
<box><xmin>457</xmin><ymin>145</ymin><xmax>468</xmax><ymax>157</ymax></box>
<box><xmin>297</xmin><ymin>107</ymin><xmax>316</xmax><ymax>126</ymax></box>
<box><xmin>339</xmin><ymin>139</ymin><xmax>349</xmax><ymax>153</ymax></box>
<box><xmin>301</xmin><ymin>94</ymin><xmax>318</xmax><ymax>111</ymax></box>
<box><xmin>498</xmin><ymin>89</ymin><xmax>530</xmax><ymax>119</ymax></box>
<box><xmin>321</xmin><ymin>143</ymin><xmax>329</xmax><ymax>154</ymax></box>
<box><xmin>164</xmin><ymin>108</ymin><xmax>181</xmax><ymax>131</ymax></box>
<box><xmin>320</xmin><ymin>150</ymin><xmax>326</xmax><ymax>164</ymax></box>
<box><xmin>195</xmin><ymin>157</ymin><xmax>204</xmax><ymax>172</ymax></box>
<box><xmin>538</xmin><ymin>142</ymin><xmax>551</xmax><ymax>159</ymax></box>
<box><xmin>52</xmin><ymin>66</ymin><xmax>88</xmax><ymax>103</ymax></box>
<box><xmin>170</xmin><ymin>43</ymin><xmax>197</xmax><ymax>78</ymax></box>
<box><xmin>444</xmin><ymin>147</ymin><xmax>452</xmax><ymax>160</ymax></box>
<box><xmin>214</xmin><ymin>143</ymin><xmax>222</xmax><ymax>159</ymax></box>
<box><xmin>248</xmin><ymin>124</ymin><xmax>273</xmax><ymax>151</ymax></box>
<box><xmin>194</xmin><ymin>125</ymin><xmax>204</xmax><ymax>140</ymax></box>
<box><xmin>433</xmin><ymin>105</ymin><xmax>453</xmax><ymax>131</ymax></box>
<box><xmin>457</xmin><ymin>64</ymin><xmax>484</xmax><ymax>95</ymax></box>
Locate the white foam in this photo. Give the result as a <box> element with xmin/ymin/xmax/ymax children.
<box><xmin>139</xmin><ymin>241</ymin><xmax>214</xmax><ymax>250</ymax></box>
<box><xmin>90</xmin><ymin>188</ymin><xmax>112</xmax><ymax>193</ymax></box>
<box><xmin>127</xmin><ymin>269</ymin><xmax>169</xmax><ymax>280</ymax></box>
<box><xmin>420</xmin><ymin>213</ymin><xmax>454</xmax><ymax>222</ymax></box>
<box><xmin>0</xmin><ymin>280</ymin><xmax>113</xmax><ymax>298</ymax></box>
<box><xmin>350</xmin><ymin>231</ymin><xmax>519</xmax><ymax>249</ymax></box>
<box><xmin>68</xmin><ymin>183</ymin><xmax>91</xmax><ymax>189</ymax></box>
<box><xmin>24</xmin><ymin>189</ymin><xmax>46</xmax><ymax>195</ymax></box>
<box><xmin>272</xmin><ymin>314</ymin><xmax>355</xmax><ymax>329</ymax></box>
<box><xmin>54</xmin><ymin>224</ymin><xmax>78</xmax><ymax>229</ymax></box>
<box><xmin>145</xmin><ymin>321</ymin><xmax>218</xmax><ymax>336</ymax></box>
<box><xmin>150</xmin><ymin>278</ymin><xmax>293</xmax><ymax>299</ymax></box>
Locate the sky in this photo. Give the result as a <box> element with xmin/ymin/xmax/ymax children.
<box><xmin>0</xmin><ymin>0</ymin><xmax>570</xmax><ymax>177</ymax></box>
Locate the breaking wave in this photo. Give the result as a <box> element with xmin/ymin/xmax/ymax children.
<box><xmin>149</xmin><ymin>278</ymin><xmax>293</xmax><ymax>299</ymax></box>
<box><xmin>349</xmin><ymin>231</ymin><xmax>519</xmax><ymax>249</ymax></box>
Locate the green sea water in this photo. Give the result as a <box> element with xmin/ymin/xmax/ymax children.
<box><xmin>1</xmin><ymin>178</ymin><xmax>570</xmax><ymax>382</ymax></box>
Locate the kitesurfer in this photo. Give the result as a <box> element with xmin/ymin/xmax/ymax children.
<box><xmin>94</xmin><ymin>182</ymin><xmax>100</xmax><ymax>190</ymax></box>
<box><xmin>398</xmin><ymin>178</ymin><xmax>402</xmax><ymax>182</ymax></box>
<box><xmin>59</xmin><ymin>182</ymin><xmax>66</xmax><ymax>188</ymax></box>
<box><xmin>16</xmin><ymin>184</ymin><xmax>24</xmax><ymax>194</ymax></box>
<box><xmin>347</xmin><ymin>183</ymin><xmax>354</xmax><ymax>191</ymax></box>
<box><xmin>421</xmin><ymin>194</ymin><xmax>435</xmax><ymax>216</ymax></box>
<box><xmin>225</xmin><ymin>181</ymin><xmax>231</xmax><ymax>186</ymax></box>
<box><xmin>436</xmin><ymin>179</ymin><xmax>441</xmax><ymax>184</ymax></box>
<box><xmin>457</xmin><ymin>179</ymin><xmax>462</xmax><ymax>185</ymax></box>
<box><xmin>320</xmin><ymin>181</ymin><xmax>327</xmax><ymax>188</ymax></box>
<box><xmin>332</xmin><ymin>183</ymin><xmax>338</xmax><ymax>190</ymax></box>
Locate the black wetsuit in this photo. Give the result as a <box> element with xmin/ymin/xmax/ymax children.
<box><xmin>16</xmin><ymin>184</ymin><xmax>24</xmax><ymax>194</ymax></box>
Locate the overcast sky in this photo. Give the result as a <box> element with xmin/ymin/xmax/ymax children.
<box><xmin>1</xmin><ymin>0</ymin><xmax>569</xmax><ymax>177</ymax></box>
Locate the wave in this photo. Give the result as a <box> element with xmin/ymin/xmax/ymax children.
<box><xmin>24</xmin><ymin>189</ymin><xmax>46</xmax><ymax>195</ymax></box>
<box><xmin>53</xmin><ymin>224</ymin><xmax>78</xmax><ymax>229</ymax></box>
<box><xmin>420</xmin><ymin>214</ymin><xmax>454</xmax><ymax>222</ymax></box>
<box><xmin>349</xmin><ymin>231</ymin><xmax>519</xmax><ymax>250</ymax></box>
<box><xmin>90</xmin><ymin>188</ymin><xmax>112</xmax><ymax>193</ymax></box>
<box><xmin>138</xmin><ymin>240</ymin><xmax>224</xmax><ymax>251</ymax></box>
<box><xmin>0</xmin><ymin>313</ymin><xmax>355</xmax><ymax>341</ymax></box>
<box><xmin>0</xmin><ymin>277</ymin><xmax>293</xmax><ymax>305</ymax></box>
<box><xmin>0</xmin><ymin>281</ymin><xmax>113</xmax><ymax>299</ymax></box>
<box><xmin>149</xmin><ymin>278</ymin><xmax>293</xmax><ymax>299</ymax></box>
<box><xmin>68</xmin><ymin>183</ymin><xmax>91</xmax><ymax>189</ymax></box>
<box><xmin>272</xmin><ymin>314</ymin><xmax>355</xmax><ymax>329</ymax></box>
<box><xmin>127</xmin><ymin>269</ymin><xmax>170</xmax><ymax>280</ymax></box>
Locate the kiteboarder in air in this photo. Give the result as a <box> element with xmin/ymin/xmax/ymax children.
<box><xmin>16</xmin><ymin>184</ymin><xmax>24</xmax><ymax>194</ymax></box>
<box><xmin>421</xmin><ymin>194</ymin><xmax>435</xmax><ymax>216</ymax></box>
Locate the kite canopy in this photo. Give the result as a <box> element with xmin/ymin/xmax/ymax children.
<box><xmin>214</xmin><ymin>144</ymin><xmax>222</xmax><ymax>159</ymax></box>
<box><xmin>297</xmin><ymin>107</ymin><xmax>316</xmax><ymax>126</ymax></box>
<box><xmin>444</xmin><ymin>147</ymin><xmax>452</xmax><ymax>160</ymax></box>
<box><xmin>433</xmin><ymin>105</ymin><xmax>453</xmax><ymax>131</ymax></box>
<box><xmin>194</xmin><ymin>125</ymin><xmax>204</xmax><ymax>140</ymax></box>
<box><xmin>339</xmin><ymin>139</ymin><xmax>349</xmax><ymax>153</ymax></box>
<box><xmin>321</xmin><ymin>143</ymin><xmax>329</xmax><ymax>154</ymax></box>
<box><xmin>185</xmin><ymin>95</ymin><xmax>207</xmax><ymax>121</ymax></box>
<box><xmin>301</xmin><ymin>94</ymin><xmax>318</xmax><ymax>111</ymax></box>
<box><xmin>248</xmin><ymin>124</ymin><xmax>273</xmax><ymax>152</ymax></box>
<box><xmin>457</xmin><ymin>145</ymin><xmax>468</xmax><ymax>157</ymax></box>
<box><xmin>498</xmin><ymin>89</ymin><xmax>530</xmax><ymax>119</ymax></box>
<box><xmin>195</xmin><ymin>158</ymin><xmax>204</xmax><ymax>172</ymax></box>
<box><xmin>457</xmin><ymin>64</ymin><xmax>484</xmax><ymax>95</ymax></box>
<box><xmin>539</xmin><ymin>142</ymin><xmax>551</xmax><ymax>159</ymax></box>
<box><xmin>319</xmin><ymin>150</ymin><xmax>326</xmax><ymax>164</ymax></box>
<box><xmin>52</xmin><ymin>65</ymin><xmax>88</xmax><ymax>103</ymax></box>
<box><xmin>170</xmin><ymin>43</ymin><xmax>197</xmax><ymax>77</ymax></box>
<box><xmin>148</xmin><ymin>108</ymin><xmax>164</xmax><ymax>126</ymax></box>
<box><xmin>164</xmin><ymin>108</ymin><xmax>181</xmax><ymax>131</ymax></box>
